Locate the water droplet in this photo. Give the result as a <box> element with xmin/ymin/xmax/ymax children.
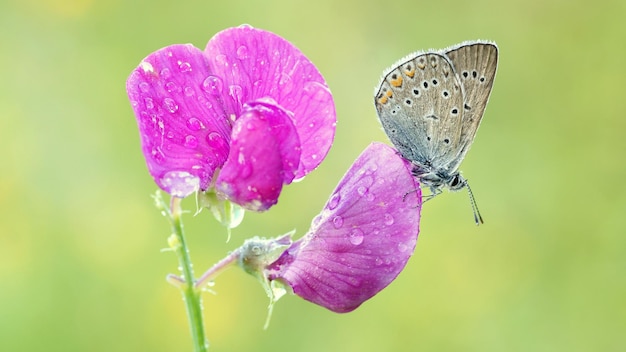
<box><xmin>348</xmin><ymin>228</ymin><xmax>364</xmax><ymax>246</ymax></box>
<box><xmin>229</xmin><ymin>85</ymin><xmax>243</xmax><ymax>105</ymax></box>
<box><xmin>311</xmin><ymin>214</ymin><xmax>322</xmax><ymax>227</ymax></box>
<box><xmin>184</xmin><ymin>86</ymin><xmax>195</xmax><ymax>96</ymax></box>
<box><xmin>165</xmin><ymin>81</ymin><xmax>180</xmax><ymax>93</ymax></box>
<box><xmin>308</xmin><ymin>122</ymin><xmax>315</xmax><ymax>129</ymax></box>
<box><xmin>139</xmin><ymin>82</ymin><xmax>150</xmax><ymax>92</ymax></box>
<box><xmin>160</xmin><ymin>171</ymin><xmax>200</xmax><ymax>198</ymax></box>
<box><xmin>163</xmin><ymin>98</ymin><xmax>178</xmax><ymax>113</ymax></box>
<box><xmin>238</xmin><ymin>24</ymin><xmax>253</xmax><ymax>29</ymax></box>
<box><xmin>215</xmin><ymin>54</ymin><xmax>228</xmax><ymax>67</ymax></box>
<box><xmin>246</xmin><ymin>121</ymin><xmax>256</xmax><ymax>130</ymax></box>
<box><xmin>398</xmin><ymin>242</ymin><xmax>409</xmax><ymax>253</ymax></box>
<box><xmin>186</xmin><ymin>117</ymin><xmax>205</xmax><ymax>131</ymax></box>
<box><xmin>332</xmin><ymin>216</ymin><xmax>343</xmax><ymax>228</ymax></box>
<box><xmin>160</xmin><ymin>68</ymin><xmax>171</xmax><ymax>79</ymax></box>
<box><xmin>178</xmin><ymin>61</ymin><xmax>192</xmax><ymax>72</ymax></box>
<box><xmin>206</xmin><ymin>132</ymin><xmax>226</xmax><ymax>150</ymax></box>
<box><xmin>184</xmin><ymin>135</ymin><xmax>198</xmax><ymax>149</ymax></box>
<box><xmin>202</xmin><ymin>76</ymin><xmax>223</xmax><ymax>95</ymax></box>
<box><xmin>237</xmin><ymin>151</ymin><xmax>252</xmax><ymax>178</ymax></box>
<box><xmin>150</xmin><ymin>146</ymin><xmax>165</xmax><ymax>163</ymax></box>
<box><xmin>375</xmin><ymin>257</ymin><xmax>383</xmax><ymax>266</ymax></box>
<box><xmin>365</xmin><ymin>193</ymin><xmax>375</xmax><ymax>202</ymax></box>
<box><xmin>236</xmin><ymin>45</ymin><xmax>249</xmax><ymax>59</ymax></box>
<box><xmin>144</xmin><ymin>97</ymin><xmax>154</xmax><ymax>110</ymax></box>
<box><xmin>311</xmin><ymin>154</ymin><xmax>318</xmax><ymax>160</ymax></box>
<box><xmin>357</xmin><ymin>186</ymin><xmax>368</xmax><ymax>196</ymax></box>
<box><xmin>384</xmin><ymin>213</ymin><xmax>394</xmax><ymax>225</ymax></box>
<box><xmin>197</xmin><ymin>95</ymin><xmax>213</xmax><ymax>109</ymax></box>
<box><xmin>166</xmin><ymin>131</ymin><xmax>175</xmax><ymax>139</ymax></box>
<box><xmin>328</xmin><ymin>193</ymin><xmax>340</xmax><ymax>210</ymax></box>
<box><xmin>279</xmin><ymin>73</ymin><xmax>291</xmax><ymax>85</ymax></box>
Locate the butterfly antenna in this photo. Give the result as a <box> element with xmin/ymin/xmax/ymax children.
<box><xmin>465</xmin><ymin>181</ymin><xmax>484</xmax><ymax>225</ymax></box>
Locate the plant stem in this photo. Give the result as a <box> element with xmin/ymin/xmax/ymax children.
<box><xmin>195</xmin><ymin>249</ymin><xmax>240</xmax><ymax>290</ymax></box>
<box><xmin>169</xmin><ymin>197</ymin><xmax>209</xmax><ymax>352</ymax></box>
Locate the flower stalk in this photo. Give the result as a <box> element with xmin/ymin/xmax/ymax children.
<box><xmin>167</xmin><ymin>196</ymin><xmax>209</xmax><ymax>352</ymax></box>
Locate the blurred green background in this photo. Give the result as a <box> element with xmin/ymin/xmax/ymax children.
<box><xmin>1</xmin><ymin>0</ymin><xmax>625</xmax><ymax>350</ymax></box>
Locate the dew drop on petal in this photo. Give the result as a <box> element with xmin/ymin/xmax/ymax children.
<box><xmin>163</xmin><ymin>98</ymin><xmax>178</xmax><ymax>113</ymax></box>
<box><xmin>202</xmin><ymin>75</ymin><xmax>223</xmax><ymax>95</ymax></box>
<box><xmin>166</xmin><ymin>131</ymin><xmax>175</xmax><ymax>139</ymax></box>
<box><xmin>357</xmin><ymin>186</ymin><xmax>368</xmax><ymax>196</ymax></box>
<box><xmin>365</xmin><ymin>192</ymin><xmax>375</xmax><ymax>202</ymax></box>
<box><xmin>237</xmin><ymin>151</ymin><xmax>253</xmax><ymax>178</ymax></box>
<box><xmin>311</xmin><ymin>214</ymin><xmax>322</xmax><ymax>227</ymax></box>
<box><xmin>186</xmin><ymin>117</ymin><xmax>204</xmax><ymax>131</ymax></box>
<box><xmin>206</xmin><ymin>132</ymin><xmax>226</xmax><ymax>150</ymax></box>
<box><xmin>375</xmin><ymin>257</ymin><xmax>383</xmax><ymax>266</ymax></box>
<box><xmin>160</xmin><ymin>68</ymin><xmax>171</xmax><ymax>79</ymax></box>
<box><xmin>178</xmin><ymin>61</ymin><xmax>192</xmax><ymax>73</ymax></box>
<box><xmin>238</xmin><ymin>24</ymin><xmax>253</xmax><ymax>29</ymax></box>
<box><xmin>384</xmin><ymin>213</ymin><xmax>394</xmax><ymax>225</ymax></box>
<box><xmin>151</xmin><ymin>146</ymin><xmax>165</xmax><ymax>164</ymax></box>
<box><xmin>160</xmin><ymin>171</ymin><xmax>200</xmax><ymax>198</ymax></box>
<box><xmin>328</xmin><ymin>193</ymin><xmax>340</xmax><ymax>210</ymax></box>
<box><xmin>165</xmin><ymin>81</ymin><xmax>180</xmax><ymax>93</ymax></box>
<box><xmin>332</xmin><ymin>216</ymin><xmax>344</xmax><ymax>228</ymax></box>
<box><xmin>144</xmin><ymin>97</ymin><xmax>154</xmax><ymax>110</ymax></box>
<box><xmin>184</xmin><ymin>86</ymin><xmax>195</xmax><ymax>97</ymax></box>
<box><xmin>398</xmin><ymin>242</ymin><xmax>409</xmax><ymax>253</ymax></box>
<box><xmin>139</xmin><ymin>82</ymin><xmax>150</xmax><ymax>93</ymax></box>
<box><xmin>215</xmin><ymin>54</ymin><xmax>228</xmax><ymax>67</ymax></box>
<box><xmin>184</xmin><ymin>135</ymin><xmax>198</xmax><ymax>149</ymax></box>
<box><xmin>236</xmin><ymin>45</ymin><xmax>249</xmax><ymax>59</ymax></box>
<box><xmin>229</xmin><ymin>85</ymin><xmax>243</xmax><ymax>105</ymax></box>
<box><xmin>348</xmin><ymin>228</ymin><xmax>364</xmax><ymax>246</ymax></box>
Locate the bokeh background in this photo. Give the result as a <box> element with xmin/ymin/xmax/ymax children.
<box><xmin>1</xmin><ymin>0</ymin><xmax>625</xmax><ymax>351</ymax></box>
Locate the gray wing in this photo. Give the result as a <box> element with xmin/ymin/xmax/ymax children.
<box><xmin>374</xmin><ymin>52</ymin><xmax>464</xmax><ymax>169</ymax></box>
<box><xmin>443</xmin><ymin>41</ymin><xmax>498</xmax><ymax>171</ymax></box>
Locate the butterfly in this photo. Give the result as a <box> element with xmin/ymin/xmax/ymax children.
<box><xmin>374</xmin><ymin>41</ymin><xmax>498</xmax><ymax>224</ymax></box>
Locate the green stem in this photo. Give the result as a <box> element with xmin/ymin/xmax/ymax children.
<box><xmin>169</xmin><ymin>197</ymin><xmax>209</xmax><ymax>352</ymax></box>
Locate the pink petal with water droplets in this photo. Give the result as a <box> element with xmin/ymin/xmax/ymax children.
<box><xmin>126</xmin><ymin>44</ymin><xmax>231</xmax><ymax>197</ymax></box>
<box><xmin>267</xmin><ymin>142</ymin><xmax>421</xmax><ymax>313</ymax></box>
<box><xmin>216</xmin><ymin>100</ymin><xmax>301</xmax><ymax>211</ymax></box>
<box><xmin>205</xmin><ymin>25</ymin><xmax>336</xmax><ymax>179</ymax></box>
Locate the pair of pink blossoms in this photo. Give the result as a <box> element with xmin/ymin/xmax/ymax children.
<box><xmin>127</xmin><ymin>25</ymin><xmax>421</xmax><ymax>313</ymax></box>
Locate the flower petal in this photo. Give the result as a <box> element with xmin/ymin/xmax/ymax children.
<box><xmin>216</xmin><ymin>100</ymin><xmax>301</xmax><ymax>211</ymax></box>
<box><xmin>205</xmin><ymin>25</ymin><xmax>336</xmax><ymax>179</ymax></box>
<box><xmin>126</xmin><ymin>44</ymin><xmax>231</xmax><ymax>197</ymax></box>
<box><xmin>267</xmin><ymin>142</ymin><xmax>422</xmax><ymax>313</ymax></box>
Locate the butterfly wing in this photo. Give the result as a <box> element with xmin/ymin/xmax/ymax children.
<box><xmin>375</xmin><ymin>52</ymin><xmax>465</xmax><ymax>171</ymax></box>
<box><xmin>443</xmin><ymin>41</ymin><xmax>498</xmax><ymax>172</ymax></box>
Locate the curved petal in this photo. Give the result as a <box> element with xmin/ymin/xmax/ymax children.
<box><xmin>205</xmin><ymin>25</ymin><xmax>336</xmax><ymax>179</ymax></box>
<box><xmin>216</xmin><ymin>100</ymin><xmax>301</xmax><ymax>211</ymax></box>
<box><xmin>126</xmin><ymin>44</ymin><xmax>232</xmax><ymax>197</ymax></box>
<box><xmin>267</xmin><ymin>142</ymin><xmax>422</xmax><ymax>312</ymax></box>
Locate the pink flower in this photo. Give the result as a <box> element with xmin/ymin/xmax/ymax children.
<box><xmin>266</xmin><ymin>143</ymin><xmax>422</xmax><ymax>312</ymax></box>
<box><xmin>126</xmin><ymin>25</ymin><xmax>336</xmax><ymax>211</ymax></box>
